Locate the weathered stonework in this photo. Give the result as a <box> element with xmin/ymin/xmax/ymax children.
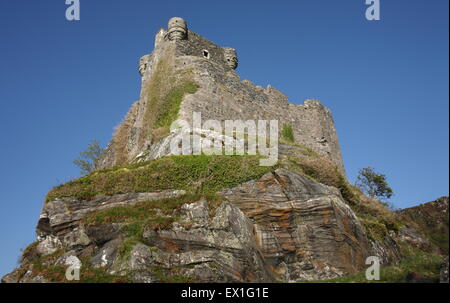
<box><xmin>97</xmin><ymin>17</ymin><xmax>345</xmax><ymax>175</ymax></box>
<box><xmin>138</xmin><ymin>54</ymin><xmax>151</xmax><ymax>77</ymax></box>
<box><xmin>167</xmin><ymin>17</ymin><xmax>188</xmax><ymax>41</ymax></box>
<box><xmin>223</xmin><ymin>47</ymin><xmax>238</xmax><ymax>69</ymax></box>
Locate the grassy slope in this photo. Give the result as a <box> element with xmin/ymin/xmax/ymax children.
<box><xmin>47</xmin><ymin>155</ymin><xmax>275</xmax><ymax>201</ymax></box>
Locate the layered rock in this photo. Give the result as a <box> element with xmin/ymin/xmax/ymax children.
<box><xmin>3</xmin><ymin>168</ymin><xmax>377</xmax><ymax>283</ymax></box>
<box><xmin>220</xmin><ymin>168</ymin><xmax>370</xmax><ymax>280</ymax></box>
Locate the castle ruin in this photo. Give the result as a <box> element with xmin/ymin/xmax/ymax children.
<box><xmin>97</xmin><ymin>17</ymin><xmax>345</xmax><ymax>174</ymax></box>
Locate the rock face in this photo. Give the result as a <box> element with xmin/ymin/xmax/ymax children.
<box><xmin>4</xmin><ymin>168</ymin><xmax>383</xmax><ymax>283</ymax></box>
<box><xmin>440</xmin><ymin>257</ymin><xmax>449</xmax><ymax>283</ymax></box>
<box><xmin>221</xmin><ymin>168</ymin><xmax>370</xmax><ymax>280</ymax></box>
<box><xmin>397</xmin><ymin>196</ymin><xmax>449</xmax><ymax>254</ymax></box>
<box><xmin>36</xmin><ymin>190</ymin><xmax>186</xmax><ymax>241</ymax></box>
<box><xmin>96</xmin><ymin>17</ymin><xmax>345</xmax><ymax>174</ymax></box>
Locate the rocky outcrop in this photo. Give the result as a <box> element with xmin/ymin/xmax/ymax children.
<box><xmin>126</xmin><ymin>201</ymin><xmax>273</xmax><ymax>283</ymax></box>
<box><xmin>36</xmin><ymin>190</ymin><xmax>186</xmax><ymax>241</ymax></box>
<box><xmin>397</xmin><ymin>196</ymin><xmax>449</xmax><ymax>254</ymax></box>
<box><xmin>221</xmin><ymin>168</ymin><xmax>370</xmax><ymax>280</ymax></box>
<box><xmin>3</xmin><ymin>168</ymin><xmax>383</xmax><ymax>283</ymax></box>
<box><xmin>4</xmin><ymin>169</ymin><xmax>376</xmax><ymax>282</ymax></box>
<box><xmin>4</xmin><ymin>165</ymin><xmax>446</xmax><ymax>283</ymax></box>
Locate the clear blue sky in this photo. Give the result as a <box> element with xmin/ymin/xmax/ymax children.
<box><xmin>0</xmin><ymin>0</ymin><xmax>448</xmax><ymax>277</ymax></box>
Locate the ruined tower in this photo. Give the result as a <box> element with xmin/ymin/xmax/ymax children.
<box><xmin>97</xmin><ymin>17</ymin><xmax>345</xmax><ymax>174</ymax></box>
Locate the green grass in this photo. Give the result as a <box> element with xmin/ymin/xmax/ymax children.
<box><xmin>142</xmin><ymin>55</ymin><xmax>198</xmax><ymax>141</ymax></box>
<box><xmin>281</xmin><ymin>124</ymin><xmax>294</xmax><ymax>143</ymax></box>
<box><xmin>117</xmin><ymin>237</ymin><xmax>141</xmax><ymax>263</ymax></box>
<box><xmin>429</xmin><ymin>231</ymin><xmax>449</xmax><ymax>254</ymax></box>
<box><xmin>47</xmin><ymin>155</ymin><xmax>275</xmax><ymax>202</ymax></box>
<box><xmin>316</xmin><ymin>246</ymin><xmax>443</xmax><ymax>283</ymax></box>
<box><xmin>83</xmin><ymin>194</ymin><xmax>221</xmax><ymax>226</ymax></box>
<box><xmin>155</xmin><ymin>81</ymin><xmax>199</xmax><ymax>128</ymax></box>
<box><xmin>360</xmin><ymin>217</ymin><xmax>389</xmax><ymax>242</ymax></box>
<box><xmin>28</xmin><ymin>250</ymin><xmax>130</xmax><ymax>283</ymax></box>
<box><xmin>113</xmin><ymin>49</ymin><xmax>199</xmax><ymax>165</ymax></box>
<box><xmin>151</xmin><ymin>266</ymin><xmax>195</xmax><ymax>283</ymax></box>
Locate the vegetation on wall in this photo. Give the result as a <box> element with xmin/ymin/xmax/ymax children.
<box><xmin>112</xmin><ymin>46</ymin><xmax>199</xmax><ymax>166</ymax></box>
<box><xmin>82</xmin><ymin>193</ymin><xmax>221</xmax><ymax>227</ymax></box>
<box><xmin>281</xmin><ymin>124</ymin><xmax>294</xmax><ymax>143</ymax></box>
<box><xmin>141</xmin><ymin>49</ymin><xmax>199</xmax><ymax>147</ymax></box>
<box><xmin>47</xmin><ymin>154</ymin><xmax>274</xmax><ymax>202</ymax></box>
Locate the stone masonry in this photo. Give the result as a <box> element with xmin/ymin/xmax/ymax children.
<box><xmin>97</xmin><ymin>17</ymin><xmax>345</xmax><ymax>175</ymax></box>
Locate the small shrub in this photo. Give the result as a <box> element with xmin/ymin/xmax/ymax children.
<box><xmin>281</xmin><ymin>124</ymin><xmax>294</xmax><ymax>143</ymax></box>
<box><xmin>20</xmin><ymin>241</ymin><xmax>40</xmax><ymax>263</ymax></box>
<box><xmin>355</xmin><ymin>167</ymin><xmax>394</xmax><ymax>201</ymax></box>
<box><xmin>73</xmin><ymin>139</ymin><xmax>103</xmax><ymax>175</ymax></box>
<box><xmin>361</xmin><ymin>217</ymin><xmax>388</xmax><ymax>241</ymax></box>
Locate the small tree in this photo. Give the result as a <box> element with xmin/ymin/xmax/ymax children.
<box><xmin>73</xmin><ymin>139</ymin><xmax>103</xmax><ymax>175</ymax></box>
<box><xmin>355</xmin><ymin>167</ymin><xmax>394</xmax><ymax>201</ymax></box>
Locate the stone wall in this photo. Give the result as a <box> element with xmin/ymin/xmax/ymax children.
<box><xmin>97</xmin><ymin>18</ymin><xmax>345</xmax><ymax>175</ymax></box>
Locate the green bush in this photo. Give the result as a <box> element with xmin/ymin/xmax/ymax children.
<box><xmin>281</xmin><ymin>124</ymin><xmax>294</xmax><ymax>143</ymax></box>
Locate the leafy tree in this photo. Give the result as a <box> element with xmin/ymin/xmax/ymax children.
<box><xmin>355</xmin><ymin>167</ymin><xmax>394</xmax><ymax>201</ymax></box>
<box><xmin>73</xmin><ymin>139</ymin><xmax>103</xmax><ymax>175</ymax></box>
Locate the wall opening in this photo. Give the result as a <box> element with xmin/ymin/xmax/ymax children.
<box><xmin>203</xmin><ymin>50</ymin><xmax>210</xmax><ymax>59</ymax></box>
